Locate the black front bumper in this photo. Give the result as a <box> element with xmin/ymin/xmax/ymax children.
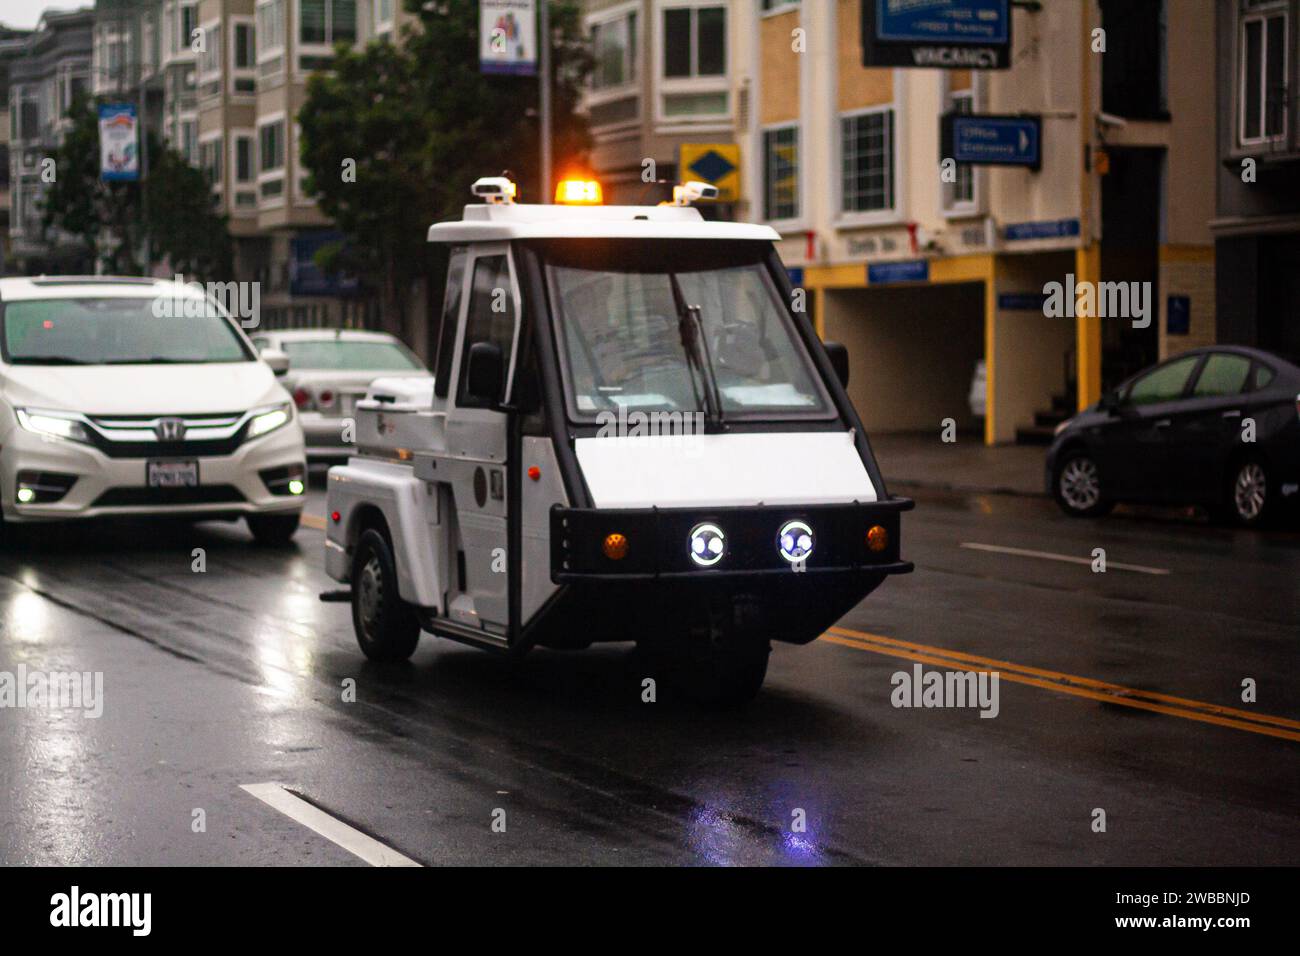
<box><xmin>550</xmin><ymin>497</ymin><xmax>914</xmax><ymax>582</ymax></box>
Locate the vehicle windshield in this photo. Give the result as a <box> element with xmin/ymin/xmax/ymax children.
<box><xmin>279</xmin><ymin>339</ymin><xmax>423</xmax><ymax>371</ymax></box>
<box><xmin>1</xmin><ymin>297</ymin><xmax>251</xmax><ymax>365</ymax></box>
<box><xmin>542</xmin><ymin>240</ymin><xmax>831</xmax><ymax>421</ymax></box>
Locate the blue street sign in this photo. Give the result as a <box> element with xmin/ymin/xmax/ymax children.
<box><xmin>942</xmin><ymin>113</ymin><xmax>1041</xmax><ymax>169</ymax></box>
<box><xmin>863</xmin><ymin>0</ymin><xmax>1012</xmax><ymax>69</ymax></box>
<box><xmin>1003</xmin><ymin>218</ymin><xmax>1081</xmax><ymax>242</ymax></box>
<box><xmin>876</xmin><ymin>0</ymin><xmax>1009</xmax><ymax>44</ymax></box>
<box><xmin>868</xmin><ymin>260</ymin><xmax>929</xmax><ymax>284</ymax></box>
<box><xmin>998</xmin><ymin>293</ymin><xmax>1048</xmax><ymax>311</ymax></box>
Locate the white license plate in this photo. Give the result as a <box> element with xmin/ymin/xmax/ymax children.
<box><xmin>147</xmin><ymin>460</ymin><xmax>199</xmax><ymax>488</ymax></box>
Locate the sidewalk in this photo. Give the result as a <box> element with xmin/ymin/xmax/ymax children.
<box><xmin>869</xmin><ymin>432</ymin><xmax>1048</xmax><ymax>497</ymax></box>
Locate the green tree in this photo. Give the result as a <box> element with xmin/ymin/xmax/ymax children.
<box><xmin>298</xmin><ymin>0</ymin><xmax>592</xmax><ymax>340</ymax></box>
<box><xmin>41</xmin><ymin>95</ymin><xmax>233</xmax><ymax>280</ymax></box>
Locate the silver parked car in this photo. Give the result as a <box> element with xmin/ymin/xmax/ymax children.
<box><xmin>251</xmin><ymin>329</ymin><xmax>431</xmax><ymax>463</ymax></box>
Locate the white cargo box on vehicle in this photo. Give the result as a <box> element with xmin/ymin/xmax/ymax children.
<box><xmin>353</xmin><ymin>375</ymin><xmax>442</xmax><ymax>455</ymax></box>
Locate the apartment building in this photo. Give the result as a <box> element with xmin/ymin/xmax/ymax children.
<box><xmin>1213</xmin><ymin>0</ymin><xmax>1300</xmax><ymax>361</ymax></box>
<box><xmin>0</xmin><ymin>25</ymin><xmax>34</xmax><ymax>271</ymax></box>
<box><xmin>584</xmin><ymin>0</ymin><xmax>748</xmax><ymax>210</ymax></box>
<box><xmin>7</xmin><ymin>8</ymin><xmax>94</xmax><ymax>273</ymax></box>
<box><xmin>2</xmin><ymin>1</ymin><xmax>404</xmax><ymax>321</ymax></box>
<box><xmin>582</xmin><ymin>1</ymin><xmax>1218</xmax><ymax>445</ymax></box>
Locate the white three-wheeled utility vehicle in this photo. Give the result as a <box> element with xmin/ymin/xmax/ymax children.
<box><xmin>322</xmin><ymin>175</ymin><xmax>912</xmax><ymax>702</ymax></box>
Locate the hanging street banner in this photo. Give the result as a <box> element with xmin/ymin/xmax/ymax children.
<box><xmin>480</xmin><ymin>0</ymin><xmax>537</xmax><ymax>76</ymax></box>
<box><xmin>941</xmin><ymin>112</ymin><xmax>1042</xmax><ymax>169</ymax></box>
<box><xmin>98</xmin><ymin>103</ymin><xmax>139</xmax><ymax>182</ymax></box>
<box><xmin>862</xmin><ymin>0</ymin><xmax>1012</xmax><ymax>70</ymax></box>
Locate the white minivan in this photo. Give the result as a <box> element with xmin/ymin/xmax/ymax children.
<box><xmin>0</xmin><ymin>276</ymin><xmax>306</xmax><ymax>544</ymax></box>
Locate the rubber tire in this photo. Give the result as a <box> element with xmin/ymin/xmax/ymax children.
<box><xmin>246</xmin><ymin>512</ymin><xmax>301</xmax><ymax>546</ymax></box>
<box><xmin>351</xmin><ymin>528</ymin><xmax>420</xmax><ymax>663</ymax></box>
<box><xmin>1052</xmin><ymin>451</ymin><xmax>1114</xmax><ymax>518</ymax></box>
<box><xmin>647</xmin><ymin>630</ymin><xmax>771</xmax><ymax>707</ymax></box>
<box><xmin>1222</xmin><ymin>457</ymin><xmax>1273</xmax><ymax>528</ymax></box>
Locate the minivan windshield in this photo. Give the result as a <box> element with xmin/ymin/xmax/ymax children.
<box><xmin>542</xmin><ymin>240</ymin><xmax>831</xmax><ymax>422</ymax></box>
<box><xmin>1</xmin><ymin>297</ymin><xmax>251</xmax><ymax>365</ymax></box>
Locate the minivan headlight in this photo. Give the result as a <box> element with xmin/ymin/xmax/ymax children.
<box><xmin>248</xmin><ymin>404</ymin><xmax>291</xmax><ymax>438</ymax></box>
<box><xmin>16</xmin><ymin>408</ymin><xmax>91</xmax><ymax>444</ymax></box>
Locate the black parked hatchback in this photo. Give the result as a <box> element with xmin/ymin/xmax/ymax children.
<box><xmin>1046</xmin><ymin>347</ymin><xmax>1300</xmax><ymax>526</ymax></box>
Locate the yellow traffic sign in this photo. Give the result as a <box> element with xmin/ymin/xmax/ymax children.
<box><xmin>678</xmin><ymin>144</ymin><xmax>740</xmax><ymax>202</ymax></box>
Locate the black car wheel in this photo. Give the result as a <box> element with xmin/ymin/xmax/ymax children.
<box><xmin>351</xmin><ymin>528</ymin><xmax>421</xmax><ymax>662</ymax></box>
<box><xmin>1226</xmin><ymin>458</ymin><xmax>1272</xmax><ymax>527</ymax></box>
<box><xmin>246</xmin><ymin>512</ymin><xmax>301</xmax><ymax>546</ymax></box>
<box><xmin>1053</xmin><ymin>452</ymin><xmax>1114</xmax><ymax>518</ymax></box>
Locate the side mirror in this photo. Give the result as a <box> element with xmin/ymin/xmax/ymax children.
<box><xmin>1100</xmin><ymin>389</ymin><xmax>1122</xmax><ymax>413</ymax></box>
<box><xmin>261</xmin><ymin>348</ymin><xmax>290</xmax><ymax>376</ymax></box>
<box><xmin>823</xmin><ymin>341</ymin><xmax>850</xmax><ymax>388</ymax></box>
<box><xmin>465</xmin><ymin>341</ymin><xmax>504</xmax><ymax>405</ymax></box>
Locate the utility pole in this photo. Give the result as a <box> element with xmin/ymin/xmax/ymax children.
<box><xmin>539</xmin><ymin>0</ymin><xmax>551</xmax><ymax>203</ymax></box>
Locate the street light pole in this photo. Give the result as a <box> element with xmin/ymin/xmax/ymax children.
<box><xmin>539</xmin><ymin>0</ymin><xmax>551</xmax><ymax>203</ymax></box>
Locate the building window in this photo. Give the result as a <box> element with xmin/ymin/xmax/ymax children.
<box><xmin>840</xmin><ymin>108</ymin><xmax>895</xmax><ymax>214</ymax></box>
<box><xmin>180</xmin><ymin>118</ymin><xmax>199</xmax><ymax>165</ymax></box>
<box><xmin>1238</xmin><ymin>7</ymin><xmax>1287</xmax><ymax>144</ymax></box>
<box><xmin>235</xmin><ymin>134</ymin><xmax>255</xmax><ymax>182</ymax></box>
<box><xmin>198</xmin><ymin>25</ymin><xmax>221</xmax><ymax>79</ymax></box>
<box><xmin>257</xmin><ymin>0</ymin><xmax>285</xmax><ymax>53</ymax></box>
<box><xmin>592</xmin><ymin>12</ymin><xmax>637</xmax><ymax>91</ymax></box>
<box><xmin>372</xmin><ymin>0</ymin><xmax>395</xmax><ymax>34</ymax></box>
<box><xmin>232</xmin><ymin>20</ymin><xmax>256</xmax><ymax>94</ymax></box>
<box><xmin>760</xmin><ymin>0</ymin><xmax>799</xmax><ymax>12</ymax></box>
<box><xmin>662</xmin><ymin>5</ymin><xmax>725</xmax><ymax>79</ymax></box>
<box><xmin>301</xmin><ymin>0</ymin><xmax>357</xmax><ymax>46</ymax></box>
<box><xmin>945</xmin><ymin>89</ymin><xmax>975</xmax><ymax>210</ymax></box>
<box><xmin>763</xmin><ymin>124</ymin><xmax>798</xmax><ymax>222</ymax></box>
<box><xmin>234</xmin><ymin>23</ymin><xmax>255</xmax><ymax>68</ymax></box>
<box><xmin>259</xmin><ymin>120</ymin><xmax>284</xmax><ymax>171</ymax></box>
<box><xmin>200</xmin><ymin>137</ymin><xmax>223</xmax><ymax>188</ymax></box>
<box><xmin>179</xmin><ymin>3</ymin><xmax>198</xmax><ymax>53</ymax></box>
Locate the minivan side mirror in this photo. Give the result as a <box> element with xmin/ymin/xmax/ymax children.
<box><xmin>261</xmin><ymin>348</ymin><xmax>290</xmax><ymax>376</ymax></box>
<box><xmin>823</xmin><ymin>341</ymin><xmax>850</xmax><ymax>388</ymax></box>
<box><xmin>465</xmin><ymin>341</ymin><xmax>504</xmax><ymax>405</ymax></box>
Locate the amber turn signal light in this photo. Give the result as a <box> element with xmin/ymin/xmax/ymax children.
<box><xmin>602</xmin><ymin>533</ymin><xmax>629</xmax><ymax>560</ymax></box>
<box><xmin>866</xmin><ymin>525</ymin><xmax>889</xmax><ymax>552</ymax></box>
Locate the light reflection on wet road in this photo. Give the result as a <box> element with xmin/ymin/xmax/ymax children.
<box><xmin>1</xmin><ymin>485</ymin><xmax>1298</xmax><ymax>865</ymax></box>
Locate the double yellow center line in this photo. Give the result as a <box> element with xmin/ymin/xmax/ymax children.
<box><xmin>824</xmin><ymin>626</ymin><xmax>1300</xmax><ymax>744</ymax></box>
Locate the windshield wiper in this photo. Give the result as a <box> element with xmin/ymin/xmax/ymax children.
<box><xmin>668</xmin><ymin>274</ymin><xmax>723</xmax><ymax>431</ymax></box>
<box><xmin>102</xmin><ymin>356</ymin><xmax>215</xmax><ymax>364</ymax></box>
<box><xmin>8</xmin><ymin>356</ymin><xmax>91</xmax><ymax>365</ymax></box>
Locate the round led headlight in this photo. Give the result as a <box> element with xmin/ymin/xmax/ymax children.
<box><xmin>777</xmin><ymin>520</ymin><xmax>814</xmax><ymax>563</ymax></box>
<box><xmin>688</xmin><ymin>522</ymin><xmax>726</xmax><ymax>567</ymax></box>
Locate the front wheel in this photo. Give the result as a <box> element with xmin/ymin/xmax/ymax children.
<box><xmin>644</xmin><ymin>628</ymin><xmax>771</xmax><ymax>706</ymax></box>
<box><xmin>246</xmin><ymin>512</ymin><xmax>301</xmax><ymax>546</ymax></box>
<box><xmin>1053</xmin><ymin>452</ymin><xmax>1114</xmax><ymax>518</ymax></box>
<box><xmin>351</xmin><ymin>528</ymin><xmax>420</xmax><ymax>662</ymax></box>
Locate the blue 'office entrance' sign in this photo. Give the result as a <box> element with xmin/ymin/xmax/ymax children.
<box><xmin>941</xmin><ymin>113</ymin><xmax>1041</xmax><ymax>170</ymax></box>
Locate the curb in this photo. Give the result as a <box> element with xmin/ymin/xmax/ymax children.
<box><xmin>887</xmin><ymin>478</ymin><xmax>1049</xmax><ymax>500</ymax></box>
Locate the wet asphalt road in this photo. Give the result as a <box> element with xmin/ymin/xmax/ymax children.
<box><xmin>1</xmin><ymin>480</ymin><xmax>1297</xmax><ymax>866</ymax></box>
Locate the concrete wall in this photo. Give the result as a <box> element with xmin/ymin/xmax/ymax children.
<box><xmin>1159</xmin><ymin>247</ymin><xmax>1217</xmax><ymax>359</ymax></box>
<box><xmin>990</xmin><ymin>252</ymin><xmax>1075</xmax><ymax>443</ymax></box>
<box><xmin>824</xmin><ymin>281</ymin><xmax>984</xmax><ymax>435</ymax></box>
